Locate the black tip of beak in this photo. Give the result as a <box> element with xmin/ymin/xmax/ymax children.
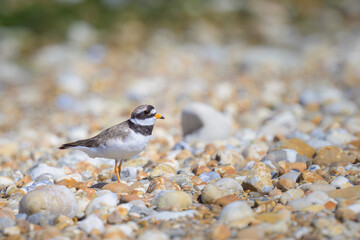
<box><xmin>160</xmin><ymin>116</ymin><xmax>165</xmax><ymax>119</ymax></box>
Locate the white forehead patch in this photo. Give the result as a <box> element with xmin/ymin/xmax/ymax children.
<box><xmin>150</xmin><ymin>108</ymin><xmax>156</xmax><ymax>115</ymax></box>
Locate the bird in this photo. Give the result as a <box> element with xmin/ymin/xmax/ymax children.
<box><xmin>59</xmin><ymin>105</ymin><xmax>164</xmax><ymax>182</ymax></box>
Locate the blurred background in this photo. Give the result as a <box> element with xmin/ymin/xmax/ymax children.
<box><xmin>0</xmin><ymin>0</ymin><xmax>360</xmax><ymax>154</ymax></box>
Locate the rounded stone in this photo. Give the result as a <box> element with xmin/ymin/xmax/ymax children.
<box><xmin>153</xmin><ymin>191</ymin><xmax>193</xmax><ymax>210</ymax></box>
<box><xmin>102</xmin><ymin>182</ymin><xmax>131</xmax><ymax>194</ymax></box>
<box><xmin>147</xmin><ymin>177</ymin><xmax>181</xmax><ymax>193</ymax></box>
<box><xmin>214</xmin><ymin>178</ymin><xmax>243</xmax><ymax>194</ymax></box>
<box><xmin>150</xmin><ymin>164</ymin><xmax>177</xmax><ymax>179</ymax></box>
<box><xmin>313</xmin><ymin>146</ymin><xmax>353</xmax><ymax>167</ymax></box>
<box><xmin>201</xmin><ymin>184</ymin><xmax>230</xmax><ymax>204</ymax></box>
<box><xmin>271</xmin><ymin>138</ymin><xmax>316</xmax><ymax>159</ymax></box>
<box><xmin>0</xmin><ymin>176</ymin><xmax>14</xmax><ymax>190</ymax></box>
<box><xmin>218</xmin><ymin>201</ymin><xmax>253</xmax><ymax>223</ymax></box>
<box><xmin>85</xmin><ymin>191</ymin><xmax>118</xmax><ymax>216</ymax></box>
<box><xmin>19</xmin><ymin>185</ymin><xmax>78</xmax><ymax>222</ymax></box>
<box><xmin>242</xmin><ymin>162</ymin><xmax>274</xmax><ymax>193</ymax></box>
<box><xmin>78</xmin><ymin>214</ymin><xmax>105</xmax><ymax>234</ymax></box>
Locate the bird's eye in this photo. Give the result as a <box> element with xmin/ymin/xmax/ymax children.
<box><xmin>144</xmin><ymin>110</ymin><xmax>150</xmax><ymax>114</ymax></box>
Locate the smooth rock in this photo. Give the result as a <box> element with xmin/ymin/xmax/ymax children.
<box><xmin>85</xmin><ymin>191</ymin><xmax>118</xmax><ymax>215</ymax></box>
<box><xmin>150</xmin><ymin>164</ymin><xmax>176</xmax><ymax>179</ymax></box>
<box><xmin>300</xmin><ymin>184</ymin><xmax>336</xmax><ymax>192</ymax></box>
<box><xmin>213</xmin><ymin>149</ymin><xmax>246</xmax><ymax>169</ymax></box>
<box><xmin>181</xmin><ymin>102</ymin><xmax>231</xmax><ymax>142</ymax></box>
<box><xmin>289</xmin><ymin>199</ymin><xmax>312</xmax><ymax>211</ymax></box>
<box><xmin>24</xmin><ymin>179</ymin><xmax>54</xmax><ymax>192</ymax></box>
<box><xmin>198</xmin><ymin>171</ymin><xmax>221</xmax><ymax>183</ymax></box>
<box><xmin>78</xmin><ymin>214</ymin><xmax>105</xmax><ymax>234</ymax></box>
<box><xmin>215</xmin><ymin>178</ymin><xmax>243</xmax><ymax>194</ymax></box>
<box><xmin>218</xmin><ymin>201</ymin><xmax>253</xmax><ymax>223</ymax></box>
<box><xmin>28</xmin><ymin>163</ymin><xmax>65</xmax><ymax>181</ymax></box>
<box><xmin>102</xmin><ymin>182</ymin><xmax>131</xmax><ymax>194</ymax></box>
<box><xmin>301</xmin><ymin>170</ymin><xmax>323</xmax><ymax>183</ymax></box>
<box><xmin>215</xmin><ymin>195</ymin><xmax>242</xmax><ymax>207</ymax></box>
<box><xmin>262</xmin><ymin>149</ymin><xmax>306</xmax><ymax>163</ymax></box>
<box><xmin>327</xmin><ymin>186</ymin><xmax>360</xmax><ymax>199</ymax></box>
<box><xmin>276</xmin><ymin>178</ymin><xmax>295</xmax><ymax>191</ymax></box>
<box><xmin>215</xmin><ymin>164</ymin><xmax>237</xmax><ymax>177</ymax></box>
<box><xmin>331</xmin><ymin>176</ymin><xmax>353</xmax><ymax>189</ymax></box>
<box><xmin>280</xmin><ymin>171</ymin><xmax>301</xmax><ymax>182</ymax></box>
<box><xmin>201</xmin><ymin>184</ymin><xmax>230</xmax><ymax>204</ymax></box>
<box><xmin>147</xmin><ymin>177</ymin><xmax>181</xmax><ymax>193</ymax></box>
<box><xmin>0</xmin><ymin>217</ymin><xmax>16</xmax><ymax>233</ymax></box>
<box><xmin>120</xmin><ymin>167</ymin><xmax>138</xmax><ymax>181</ymax></box>
<box><xmin>312</xmin><ymin>146</ymin><xmax>353</xmax><ymax>167</ymax></box>
<box><xmin>152</xmin><ymin>191</ymin><xmax>192</xmax><ymax>210</ymax></box>
<box><xmin>280</xmin><ymin>188</ymin><xmax>304</xmax><ymax>204</ymax></box>
<box><xmin>138</xmin><ymin>230</ymin><xmax>169</xmax><ymax>240</ymax></box>
<box><xmin>19</xmin><ymin>185</ymin><xmax>78</xmax><ymax>222</ymax></box>
<box><xmin>243</xmin><ymin>141</ymin><xmax>269</xmax><ymax>161</ymax></box>
<box><xmin>271</xmin><ymin>138</ymin><xmax>316</xmax><ymax>159</ymax></box>
<box><xmin>242</xmin><ymin>162</ymin><xmax>273</xmax><ymax>193</ymax></box>
<box><xmin>326</xmin><ymin>129</ymin><xmax>358</xmax><ymax>147</ymax></box>
<box><xmin>0</xmin><ymin>176</ymin><xmax>14</xmax><ymax>189</ymax></box>
<box><xmin>305</xmin><ymin>191</ymin><xmax>330</xmax><ymax>205</ymax></box>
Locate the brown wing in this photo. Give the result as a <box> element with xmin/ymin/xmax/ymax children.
<box><xmin>59</xmin><ymin>121</ymin><xmax>130</xmax><ymax>149</ymax></box>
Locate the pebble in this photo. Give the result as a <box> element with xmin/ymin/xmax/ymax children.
<box><xmin>28</xmin><ymin>163</ymin><xmax>65</xmax><ymax>181</ymax></box>
<box><xmin>201</xmin><ymin>184</ymin><xmax>230</xmax><ymax>204</ymax></box>
<box><xmin>214</xmin><ymin>178</ymin><xmax>243</xmax><ymax>194</ymax></box>
<box><xmin>271</xmin><ymin>138</ymin><xmax>316</xmax><ymax>159</ymax></box>
<box><xmin>330</xmin><ymin>176</ymin><xmax>353</xmax><ymax>189</ymax></box>
<box><xmin>218</xmin><ymin>201</ymin><xmax>253</xmax><ymax>223</ymax></box>
<box><xmin>289</xmin><ymin>199</ymin><xmax>312</xmax><ymax>211</ymax></box>
<box><xmin>150</xmin><ymin>164</ymin><xmax>177</xmax><ymax>179</ymax></box>
<box><xmin>300</xmin><ymin>184</ymin><xmax>336</xmax><ymax>192</ymax></box>
<box><xmin>0</xmin><ymin>217</ymin><xmax>16</xmax><ymax>233</ymax></box>
<box><xmin>276</xmin><ymin>178</ymin><xmax>295</xmax><ymax>191</ymax></box>
<box><xmin>181</xmin><ymin>102</ymin><xmax>231</xmax><ymax>142</ymax></box>
<box><xmin>198</xmin><ymin>171</ymin><xmax>221</xmax><ymax>183</ymax></box>
<box><xmin>147</xmin><ymin>177</ymin><xmax>181</xmax><ymax>193</ymax></box>
<box><xmin>327</xmin><ymin>186</ymin><xmax>360</xmax><ymax>199</ymax></box>
<box><xmin>78</xmin><ymin>214</ymin><xmax>105</xmax><ymax>234</ymax></box>
<box><xmin>301</xmin><ymin>170</ymin><xmax>323</xmax><ymax>183</ymax></box>
<box><xmin>280</xmin><ymin>188</ymin><xmax>304</xmax><ymax>204</ymax></box>
<box><xmin>213</xmin><ymin>149</ymin><xmax>246</xmax><ymax>169</ymax></box>
<box><xmin>138</xmin><ymin>230</ymin><xmax>170</xmax><ymax>240</ymax></box>
<box><xmin>0</xmin><ymin>176</ymin><xmax>14</xmax><ymax>189</ymax></box>
<box><xmin>152</xmin><ymin>190</ymin><xmax>192</xmax><ymax>210</ymax></box>
<box><xmin>85</xmin><ymin>191</ymin><xmax>118</xmax><ymax>215</ymax></box>
<box><xmin>312</xmin><ymin>146</ymin><xmax>353</xmax><ymax>167</ymax></box>
<box><xmin>242</xmin><ymin>162</ymin><xmax>273</xmax><ymax>193</ymax></box>
<box><xmin>280</xmin><ymin>171</ymin><xmax>301</xmax><ymax>182</ymax></box>
<box><xmin>102</xmin><ymin>182</ymin><xmax>132</xmax><ymax>194</ymax></box>
<box><xmin>19</xmin><ymin>185</ymin><xmax>78</xmax><ymax>222</ymax></box>
<box><xmin>215</xmin><ymin>195</ymin><xmax>242</xmax><ymax>207</ymax></box>
<box><xmin>262</xmin><ymin>149</ymin><xmax>305</xmax><ymax>163</ymax></box>
<box><xmin>243</xmin><ymin>141</ymin><xmax>269</xmax><ymax>161</ymax></box>
<box><xmin>305</xmin><ymin>191</ymin><xmax>330</xmax><ymax>205</ymax></box>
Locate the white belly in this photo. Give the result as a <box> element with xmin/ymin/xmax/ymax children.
<box><xmin>74</xmin><ymin>133</ymin><xmax>151</xmax><ymax>160</ymax></box>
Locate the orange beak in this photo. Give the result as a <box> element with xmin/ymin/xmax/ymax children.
<box><xmin>155</xmin><ymin>113</ymin><xmax>165</xmax><ymax>119</ymax></box>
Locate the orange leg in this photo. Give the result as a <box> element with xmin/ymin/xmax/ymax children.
<box><xmin>115</xmin><ymin>159</ymin><xmax>121</xmax><ymax>182</ymax></box>
<box><xmin>117</xmin><ymin>159</ymin><xmax>123</xmax><ymax>183</ymax></box>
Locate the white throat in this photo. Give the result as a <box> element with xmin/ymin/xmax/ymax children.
<box><xmin>130</xmin><ymin>117</ymin><xmax>156</xmax><ymax>126</ymax></box>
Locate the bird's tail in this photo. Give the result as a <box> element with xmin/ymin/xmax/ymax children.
<box><xmin>59</xmin><ymin>140</ymin><xmax>86</xmax><ymax>149</ymax></box>
<box><xmin>59</xmin><ymin>138</ymin><xmax>97</xmax><ymax>149</ymax></box>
